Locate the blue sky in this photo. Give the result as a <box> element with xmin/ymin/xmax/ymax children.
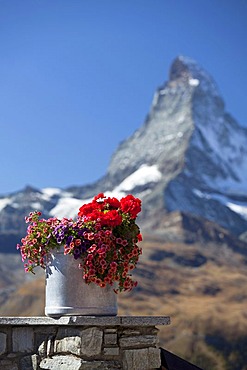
<box><xmin>0</xmin><ymin>0</ymin><xmax>246</xmax><ymax>195</ymax></box>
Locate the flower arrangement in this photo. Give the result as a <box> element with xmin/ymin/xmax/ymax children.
<box><xmin>17</xmin><ymin>193</ymin><xmax>142</xmax><ymax>293</ymax></box>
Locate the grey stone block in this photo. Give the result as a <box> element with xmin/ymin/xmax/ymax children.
<box><xmin>0</xmin><ymin>317</ymin><xmax>71</xmax><ymax>326</ymax></box>
<box><xmin>12</xmin><ymin>327</ymin><xmax>34</xmax><ymax>352</ymax></box>
<box><xmin>80</xmin><ymin>361</ymin><xmax>103</xmax><ymax>370</ymax></box>
<box><xmin>104</xmin><ymin>328</ymin><xmax>117</xmax><ymax>334</ymax></box>
<box><xmin>0</xmin><ymin>315</ymin><xmax>170</xmax><ymax>327</ymax></box>
<box><xmin>81</xmin><ymin>327</ymin><xmax>103</xmax><ymax>357</ymax></box>
<box><xmin>55</xmin><ymin>335</ymin><xmax>81</xmax><ymax>355</ymax></box>
<box><xmin>148</xmin><ymin>347</ymin><xmax>161</xmax><ymax>368</ymax></box>
<box><xmin>7</xmin><ymin>353</ymin><xmax>16</xmax><ymax>358</ymax></box>
<box><xmin>20</xmin><ymin>354</ymin><xmax>38</xmax><ymax>370</ymax></box>
<box><xmin>40</xmin><ymin>355</ymin><xmax>83</xmax><ymax>370</ymax></box>
<box><xmin>80</xmin><ymin>360</ymin><xmax>121</xmax><ymax>369</ymax></box>
<box><xmin>119</xmin><ymin>335</ymin><xmax>158</xmax><ymax>349</ymax></box>
<box><xmin>55</xmin><ymin>327</ymin><xmax>82</xmax><ymax>356</ymax></box>
<box><xmin>0</xmin><ymin>359</ymin><xmax>18</xmax><ymax>370</ymax></box>
<box><xmin>123</xmin><ymin>348</ymin><xmax>150</xmax><ymax>370</ymax></box>
<box><xmin>46</xmin><ymin>335</ymin><xmax>55</xmax><ymax>357</ymax></box>
<box><xmin>103</xmin><ymin>347</ymin><xmax>120</xmax><ymax>356</ymax></box>
<box><xmin>38</xmin><ymin>341</ymin><xmax>46</xmax><ymax>358</ymax></box>
<box><xmin>104</xmin><ymin>332</ymin><xmax>118</xmax><ymax>345</ymax></box>
<box><xmin>122</xmin><ymin>329</ymin><xmax>141</xmax><ymax>336</ymax></box>
<box><xmin>0</xmin><ymin>332</ymin><xmax>7</xmax><ymax>355</ymax></box>
<box><xmin>123</xmin><ymin>347</ymin><xmax>161</xmax><ymax>369</ymax></box>
<box><xmin>68</xmin><ymin>316</ymin><xmax>121</xmax><ymax>326</ymax></box>
<box><xmin>120</xmin><ymin>316</ymin><xmax>170</xmax><ymax>326</ymax></box>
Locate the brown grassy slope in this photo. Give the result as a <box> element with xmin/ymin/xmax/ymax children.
<box><xmin>119</xmin><ymin>236</ymin><xmax>247</xmax><ymax>370</ymax></box>
<box><xmin>1</xmin><ymin>235</ymin><xmax>247</xmax><ymax>370</ymax></box>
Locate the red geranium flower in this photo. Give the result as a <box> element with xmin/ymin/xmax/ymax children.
<box><xmin>101</xmin><ymin>210</ymin><xmax>122</xmax><ymax>227</ymax></box>
<box><xmin>78</xmin><ymin>202</ymin><xmax>98</xmax><ymax>217</ymax></box>
<box><xmin>105</xmin><ymin>197</ymin><xmax>120</xmax><ymax>209</ymax></box>
<box><xmin>120</xmin><ymin>195</ymin><xmax>141</xmax><ymax>219</ymax></box>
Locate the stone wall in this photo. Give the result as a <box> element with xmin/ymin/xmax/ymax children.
<box><xmin>0</xmin><ymin>316</ymin><xmax>170</xmax><ymax>370</ymax></box>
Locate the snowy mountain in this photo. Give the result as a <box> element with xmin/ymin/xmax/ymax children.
<box><xmin>1</xmin><ymin>56</ymin><xmax>247</xmax><ymax>252</ymax></box>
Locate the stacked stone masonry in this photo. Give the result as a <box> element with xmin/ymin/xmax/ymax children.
<box><xmin>0</xmin><ymin>316</ymin><xmax>170</xmax><ymax>370</ymax></box>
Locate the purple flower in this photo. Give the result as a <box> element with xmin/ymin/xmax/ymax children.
<box><xmin>66</xmin><ymin>235</ymin><xmax>74</xmax><ymax>246</ymax></box>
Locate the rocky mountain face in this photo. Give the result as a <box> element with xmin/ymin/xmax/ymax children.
<box><xmin>1</xmin><ymin>55</ymin><xmax>247</xmax><ymax>254</ymax></box>
<box><xmin>103</xmin><ymin>56</ymin><xmax>247</xmax><ymax>235</ymax></box>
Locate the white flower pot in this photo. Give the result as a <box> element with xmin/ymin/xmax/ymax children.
<box><xmin>45</xmin><ymin>249</ymin><xmax>118</xmax><ymax>317</ymax></box>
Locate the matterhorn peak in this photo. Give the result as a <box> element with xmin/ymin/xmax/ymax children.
<box><xmin>106</xmin><ymin>56</ymin><xmax>247</xmax><ymax>235</ymax></box>
<box><xmin>169</xmin><ymin>56</ymin><xmax>201</xmax><ymax>82</ymax></box>
<box><xmin>166</xmin><ymin>56</ymin><xmax>222</xmax><ymax>99</ymax></box>
<box><xmin>108</xmin><ymin>56</ymin><xmax>224</xmax><ymax>183</ymax></box>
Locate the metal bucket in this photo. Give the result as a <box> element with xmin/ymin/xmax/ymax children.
<box><xmin>45</xmin><ymin>249</ymin><xmax>118</xmax><ymax>317</ymax></box>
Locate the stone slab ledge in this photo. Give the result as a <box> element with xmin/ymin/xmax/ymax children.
<box><xmin>0</xmin><ymin>315</ymin><xmax>170</xmax><ymax>326</ymax></box>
